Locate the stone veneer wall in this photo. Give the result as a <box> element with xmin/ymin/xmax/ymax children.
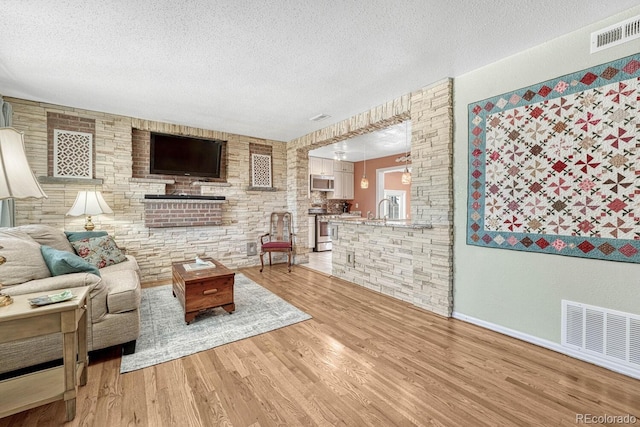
<box><xmin>332</xmin><ymin>224</ymin><xmax>429</xmax><ymax>302</ymax></box>
<box><xmin>288</xmin><ymin>79</ymin><xmax>453</xmax><ymax>316</ymax></box>
<box><xmin>7</xmin><ymin>97</ymin><xmax>289</xmax><ymax>283</ymax></box>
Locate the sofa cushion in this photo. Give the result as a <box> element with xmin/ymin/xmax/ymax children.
<box><xmin>71</xmin><ymin>235</ymin><xmax>127</xmax><ymax>269</ymax></box>
<box><xmin>12</xmin><ymin>224</ymin><xmax>74</xmax><ymax>253</ymax></box>
<box><xmin>0</xmin><ymin>231</ymin><xmax>51</xmax><ymax>285</ymax></box>
<box><xmin>100</xmin><ymin>255</ymin><xmax>140</xmax><ymax>276</ymax></box>
<box><xmin>40</xmin><ymin>245</ymin><xmax>100</xmax><ymax>277</ymax></box>
<box><xmin>104</xmin><ymin>269</ymin><xmax>141</xmax><ymax>314</ymax></box>
<box><xmin>64</xmin><ymin>230</ymin><xmax>108</xmax><ymax>242</ymax></box>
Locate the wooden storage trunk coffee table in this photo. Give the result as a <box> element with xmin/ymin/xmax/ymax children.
<box><xmin>172</xmin><ymin>258</ymin><xmax>235</xmax><ymax>324</ymax></box>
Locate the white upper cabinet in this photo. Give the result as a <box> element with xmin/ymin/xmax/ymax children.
<box><xmin>332</xmin><ymin>170</ymin><xmax>354</xmax><ymax>199</ymax></box>
<box><xmin>333</xmin><ymin>160</ymin><xmax>354</xmax><ymax>173</ymax></box>
<box><xmin>309</xmin><ymin>157</ymin><xmax>334</xmax><ymax>175</ymax></box>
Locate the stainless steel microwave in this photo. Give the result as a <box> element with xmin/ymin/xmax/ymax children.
<box><xmin>310</xmin><ymin>175</ymin><xmax>335</xmax><ymax>191</ymax></box>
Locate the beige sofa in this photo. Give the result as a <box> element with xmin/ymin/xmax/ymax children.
<box><xmin>0</xmin><ymin>224</ymin><xmax>141</xmax><ymax>375</ymax></box>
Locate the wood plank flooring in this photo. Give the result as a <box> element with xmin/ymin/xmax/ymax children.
<box><xmin>1</xmin><ymin>265</ymin><xmax>639</xmax><ymax>426</ymax></box>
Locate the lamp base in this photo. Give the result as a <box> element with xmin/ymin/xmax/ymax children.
<box><xmin>0</xmin><ymin>293</ymin><xmax>12</xmax><ymax>307</ymax></box>
<box><xmin>84</xmin><ymin>215</ymin><xmax>95</xmax><ymax>231</ymax></box>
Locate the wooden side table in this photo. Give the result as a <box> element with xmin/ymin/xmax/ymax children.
<box><xmin>0</xmin><ymin>286</ymin><xmax>89</xmax><ymax>421</ymax></box>
<box><xmin>172</xmin><ymin>258</ymin><xmax>235</xmax><ymax>324</ymax></box>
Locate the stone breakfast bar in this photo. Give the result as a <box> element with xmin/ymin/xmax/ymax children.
<box><xmin>328</xmin><ymin>217</ymin><xmax>451</xmax><ymax>316</ymax></box>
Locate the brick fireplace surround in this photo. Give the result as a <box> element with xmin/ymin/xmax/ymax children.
<box><xmin>142</xmin><ymin>198</ymin><xmax>224</xmax><ymax>228</ymax></box>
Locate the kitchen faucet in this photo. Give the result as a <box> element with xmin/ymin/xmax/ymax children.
<box><xmin>377</xmin><ymin>198</ymin><xmax>391</xmax><ymax>221</ymax></box>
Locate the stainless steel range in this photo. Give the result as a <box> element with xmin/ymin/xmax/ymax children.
<box><xmin>315</xmin><ymin>215</ymin><xmax>332</xmax><ymax>252</ymax></box>
<box><xmin>308</xmin><ymin>208</ymin><xmax>331</xmax><ymax>252</ymax></box>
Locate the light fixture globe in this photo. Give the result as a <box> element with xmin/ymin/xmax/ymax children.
<box><xmin>361</xmin><ymin>141</ymin><xmax>368</xmax><ymax>189</ymax></box>
<box><xmin>401</xmin><ymin>168</ymin><xmax>412</xmax><ymax>185</ymax></box>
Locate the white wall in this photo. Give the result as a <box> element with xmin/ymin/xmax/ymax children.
<box><xmin>453</xmin><ymin>6</ymin><xmax>640</xmax><ymax>343</ymax></box>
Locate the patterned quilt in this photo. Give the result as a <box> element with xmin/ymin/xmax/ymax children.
<box><xmin>467</xmin><ymin>54</ymin><xmax>640</xmax><ymax>263</ymax></box>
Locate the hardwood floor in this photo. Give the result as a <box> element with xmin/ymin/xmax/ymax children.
<box><xmin>2</xmin><ymin>265</ymin><xmax>639</xmax><ymax>426</ymax></box>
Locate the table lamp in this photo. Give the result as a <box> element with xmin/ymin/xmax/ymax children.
<box><xmin>0</xmin><ymin>127</ymin><xmax>49</xmax><ymax>306</ymax></box>
<box><xmin>66</xmin><ymin>190</ymin><xmax>113</xmax><ymax>231</ymax></box>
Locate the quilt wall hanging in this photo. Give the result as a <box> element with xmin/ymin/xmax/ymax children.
<box><xmin>467</xmin><ymin>53</ymin><xmax>640</xmax><ymax>263</ymax></box>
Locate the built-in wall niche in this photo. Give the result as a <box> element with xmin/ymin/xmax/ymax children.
<box><xmin>45</xmin><ymin>112</ymin><xmax>98</xmax><ymax>182</ymax></box>
<box><xmin>248</xmin><ymin>143</ymin><xmax>276</xmax><ymax>191</ymax></box>
<box><xmin>131</xmin><ymin>128</ymin><xmax>228</xmax><ymax>194</ymax></box>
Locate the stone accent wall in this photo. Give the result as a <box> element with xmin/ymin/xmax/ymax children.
<box><xmin>332</xmin><ymin>223</ymin><xmax>425</xmax><ymax>301</ymax></box>
<box><xmin>6</xmin><ymin>78</ymin><xmax>453</xmax><ymax>307</ymax></box>
<box><xmin>408</xmin><ymin>80</ymin><xmax>454</xmax><ymax>316</ymax></box>
<box><xmin>8</xmin><ymin>97</ymin><xmax>288</xmax><ymax>283</ymax></box>
<box><xmin>288</xmin><ymin>80</ymin><xmax>453</xmax><ymax>317</ymax></box>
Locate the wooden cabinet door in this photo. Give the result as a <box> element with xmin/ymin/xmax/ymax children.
<box><xmin>333</xmin><ymin>171</ymin><xmax>344</xmax><ymax>199</ymax></box>
<box><xmin>343</xmin><ymin>172</ymin><xmax>354</xmax><ymax>199</ymax></box>
<box><xmin>309</xmin><ymin>157</ymin><xmax>323</xmax><ymax>175</ymax></box>
<box><xmin>308</xmin><ymin>217</ymin><xmax>315</xmax><ymax>248</ymax></box>
<box><xmin>321</xmin><ymin>159</ymin><xmax>333</xmax><ymax>175</ymax></box>
<box><xmin>333</xmin><ymin>160</ymin><xmax>353</xmax><ymax>173</ymax></box>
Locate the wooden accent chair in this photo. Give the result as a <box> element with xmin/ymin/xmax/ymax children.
<box><xmin>259</xmin><ymin>212</ymin><xmax>294</xmax><ymax>272</ymax></box>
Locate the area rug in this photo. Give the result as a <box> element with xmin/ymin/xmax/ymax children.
<box><xmin>120</xmin><ymin>274</ymin><xmax>311</xmax><ymax>373</ymax></box>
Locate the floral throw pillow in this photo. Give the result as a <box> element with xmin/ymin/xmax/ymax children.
<box><xmin>71</xmin><ymin>235</ymin><xmax>126</xmax><ymax>269</ymax></box>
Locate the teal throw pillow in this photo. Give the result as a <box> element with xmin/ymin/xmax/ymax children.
<box><xmin>70</xmin><ymin>235</ymin><xmax>126</xmax><ymax>269</ymax></box>
<box><xmin>65</xmin><ymin>230</ymin><xmax>108</xmax><ymax>242</ymax></box>
<box><xmin>40</xmin><ymin>245</ymin><xmax>101</xmax><ymax>277</ymax></box>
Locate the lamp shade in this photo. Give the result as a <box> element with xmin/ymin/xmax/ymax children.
<box><xmin>67</xmin><ymin>191</ymin><xmax>113</xmax><ymax>216</ymax></box>
<box><xmin>0</xmin><ymin>128</ymin><xmax>47</xmax><ymax>199</ymax></box>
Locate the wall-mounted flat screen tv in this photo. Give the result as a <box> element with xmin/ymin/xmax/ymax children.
<box><xmin>150</xmin><ymin>132</ymin><xmax>224</xmax><ymax>178</ymax></box>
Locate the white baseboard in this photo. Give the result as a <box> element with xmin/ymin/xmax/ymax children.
<box><xmin>452</xmin><ymin>311</ymin><xmax>640</xmax><ymax>380</ymax></box>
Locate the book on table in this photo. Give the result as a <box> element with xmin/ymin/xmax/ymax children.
<box><xmin>28</xmin><ymin>289</ymin><xmax>75</xmax><ymax>307</ymax></box>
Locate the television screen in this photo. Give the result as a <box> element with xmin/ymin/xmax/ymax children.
<box><xmin>150</xmin><ymin>132</ymin><xmax>223</xmax><ymax>178</ymax></box>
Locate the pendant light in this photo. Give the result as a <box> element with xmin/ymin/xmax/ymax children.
<box><xmin>360</xmin><ymin>141</ymin><xmax>369</xmax><ymax>189</ymax></box>
<box><xmin>401</xmin><ymin>121</ymin><xmax>411</xmax><ymax>185</ymax></box>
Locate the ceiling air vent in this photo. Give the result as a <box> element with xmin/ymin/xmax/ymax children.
<box><xmin>309</xmin><ymin>113</ymin><xmax>331</xmax><ymax>122</ymax></box>
<box><xmin>591</xmin><ymin>14</ymin><xmax>640</xmax><ymax>53</ymax></box>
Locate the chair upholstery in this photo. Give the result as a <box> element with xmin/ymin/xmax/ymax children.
<box><xmin>259</xmin><ymin>212</ymin><xmax>294</xmax><ymax>272</ymax></box>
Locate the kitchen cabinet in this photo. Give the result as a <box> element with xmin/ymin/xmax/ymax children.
<box><xmin>309</xmin><ymin>157</ymin><xmax>334</xmax><ymax>175</ymax></box>
<box><xmin>308</xmin><ymin>216</ymin><xmax>316</xmax><ymax>249</ymax></box>
<box><xmin>333</xmin><ymin>160</ymin><xmax>354</xmax><ymax>173</ymax></box>
<box><xmin>332</xmin><ymin>170</ymin><xmax>354</xmax><ymax>199</ymax></box>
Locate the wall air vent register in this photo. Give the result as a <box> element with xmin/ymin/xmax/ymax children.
<box><xmin>562</xmin><ymin>300</ymin><xmax>640</xmax><ymax>376</ymax></box>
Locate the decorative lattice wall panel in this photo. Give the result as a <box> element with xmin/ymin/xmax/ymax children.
<box><xmin>251</xmin><ymin>153</ymin><xmax>272</xmax><ymax>187</ymax></box>
<box><xmin>53</xmin><ymin>129</ymin><xmax>93</xmax><ymax>178</ymax></box>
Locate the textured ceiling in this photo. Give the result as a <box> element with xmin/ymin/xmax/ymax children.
<box><xmin>0</xmin><ymin>1</ymin><xmax>637</xmax><ymax>146</ymax></box>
